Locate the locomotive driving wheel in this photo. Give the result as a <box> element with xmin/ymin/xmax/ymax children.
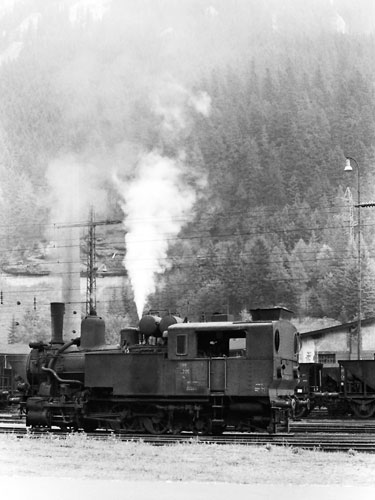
<box><xmin>294</xmin><ymin>405</ymin><xmax>310</xmax><ymax>419</ymax></box>
<box><xmin>120</xmin><ymin>416</ymin><xmax>142</xmax><ymax>433</ymax></box>
<box><xmin>142</xmin><ymin>414</ymin><xmax>168</xmax><ymax>434</ymax></box>
<box><xmin>350</xmin><ymin>400</ymin><xmax>375</xmax><ymax>419</ymax></box>
<box><xmin>192</xmin><ymin>416</ymin><xmax>210</xmax><ymax>435</ymax></box>
<box><xmin>110</xmin><ymin>407</ymin><xmax>137</xmax><ymax>431</ymax></box>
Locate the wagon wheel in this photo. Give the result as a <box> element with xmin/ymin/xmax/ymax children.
<box><xmin>350</xmin><ymin>400</ymin><xmax>375</xmax><ymax>419</ymax></box>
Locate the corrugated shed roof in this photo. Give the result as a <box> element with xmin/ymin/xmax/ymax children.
<box><xmin>300</xmin><ymin>316</ymin><xmax>375</xmax><ymax>338</ymax></box>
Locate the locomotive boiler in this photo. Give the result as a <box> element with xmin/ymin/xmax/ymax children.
<box><xmin>25</xmin><ymin>303</ymin><xmax>300</xmax><ymax>434</ymax></box>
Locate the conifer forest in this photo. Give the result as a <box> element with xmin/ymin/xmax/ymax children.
<box><xmin>0</xmin><ymin>0</ymin><xmax>375</xmax><ymax>342</ymax></box>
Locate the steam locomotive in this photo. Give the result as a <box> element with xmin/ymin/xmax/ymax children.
<box><xmin>24</xmin><ymin>303</ymin><xmax>300</xmax><ymax>434</ymax></box>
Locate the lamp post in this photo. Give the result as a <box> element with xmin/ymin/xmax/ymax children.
<box><xmin>344</xmin><ymin>156</ymin><xmax>361</xmax><ymax>360</ymax></box>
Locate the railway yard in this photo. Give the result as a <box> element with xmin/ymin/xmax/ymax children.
<box><xmin>2</xmin><ymin>412</ymin><xmax>375</xmax><ymax>491</ymax></box>
<box><xmin>3</xmin><ymin>411</ymin><xmax>375</xmax><ymax>453</ymax></box>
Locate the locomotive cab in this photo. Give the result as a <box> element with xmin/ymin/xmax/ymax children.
<box><xmin>166</xmin><ymin>307</ymin><xmax>300</xmax><ymax>431</ymax></box>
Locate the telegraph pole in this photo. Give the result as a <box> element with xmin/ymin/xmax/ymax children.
<box><xmin>86</xmin><ymin>208</ymin><xmax>97</xmax><ymax>315</ymax></box>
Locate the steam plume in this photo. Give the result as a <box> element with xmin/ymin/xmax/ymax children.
<box><xmin>117</xmin><ymin>151</ymin><xmax>197</xmax><ymax>318</ymax></box>
<box><xmin>46</xmin><ymin>156</ymin><xmax>109</xmax><ymax>328</ymax></box>
<box><xmin>114</xmin><ymin>80</ymin><xmax>210</xmax><ymax>318</ymax></box>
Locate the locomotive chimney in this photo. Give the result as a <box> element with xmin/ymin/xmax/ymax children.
<box><xmin>50</xmin><ymin>302</ymin><xmax>65</xmax><ymax>344</ymax></box>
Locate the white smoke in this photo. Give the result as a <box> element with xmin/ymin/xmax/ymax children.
<box><xmin>116</xmin><ymin>150</ymin><xmax>197</xmax><ymax>319</ymax></box>
<box><xmin>46</xmin><ymin>158</ymin><xmax>80</xmax><ymax>225</ymax></box>
<box><xmin>189</xmin><ymin>91</ymin><xmax>212</xmax><ymax>117</ymax></box>
<box><xmin>45</xmin><ymin>156</ymin><xmax>109</xmax><ymax>224</ymax></box>
<box><xmin>114</xmin><ymin>75</ymin><xmax>211</xmax><ymax>317</ymax></box>
<box><xmin>114</xmin><ymin>79</ymin><xmax>210</xmax><ymax>318</ymax></box>
<box><xmin>151</xmin><ymin>77</ymin><xmax>211</xmax><ymax>135</ymax></box>
<box><xmin>45</xmin><ymin>155</ymin><xmax>110</xmax><ymax>328</ymax></box>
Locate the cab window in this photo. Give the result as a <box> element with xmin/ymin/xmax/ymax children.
<box><xmin>176</xmin><ymin>334</ymin><xmax>187</xmax><ymax>355</ymax></box>
<box><xmin>229</xmin><ymin>338</ymin><xmax>246</xmax><ymax>357</ymax></box>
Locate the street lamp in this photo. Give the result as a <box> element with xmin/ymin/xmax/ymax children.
<box><xmin>344</xmin><ymin>155</ymin><xmax>361</xmax><ymax>360</ymax></box>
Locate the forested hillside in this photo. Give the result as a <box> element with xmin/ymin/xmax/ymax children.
<box><xmin>0</xmin><ymin>0</ymin><xmax>375</xmax><ymax>335</ymax></box>
<box><xmin>157</xmin><ymin>34</ymin><xmax>375</xmax><ymax>321</ymax></box>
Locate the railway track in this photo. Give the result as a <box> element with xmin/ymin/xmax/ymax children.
<box><xmin>2</xmin><ymin>427</ymin><xmax>375</xmax><ymax>452</ymax></box>
<box><xmin>2</xmin><ymin>417</ymin><xmax>375</xmax><ymax>452</ymax></box>
<box><xmin>4</xmin><ymin>414</ymin><xmax>374</xmax><ymax>433</ymax></box>
<box><xmin>290</xmin><ymin>418</ymin><xmax>375</xmax><ymax>433</ymax></box>
<box><xmin>0</xmin><ymin>413</ymin><xmax>25</xmax><ymax>424</ymax></box>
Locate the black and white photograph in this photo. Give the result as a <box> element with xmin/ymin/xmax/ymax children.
<box><xmin>0</xmin><ymin>0</ymin><xmax>375</xmax><ymax>498</ymax></box>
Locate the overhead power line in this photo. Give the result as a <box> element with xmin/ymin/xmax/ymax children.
<box><xmin>0</xmin><ymin>219</ymin><xmax>375</xmax><ymax>253</ymax></box>
<box><xmin>0</xmin><ymin>201</ymin><xmax>370</xmax><ymax>231</ymax></box>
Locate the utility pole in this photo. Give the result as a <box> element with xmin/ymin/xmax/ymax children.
<box><xmin>58</xmin><ymin>214</ymin><xmax>122</xmax><ymax>316</ymax></box>
<box><xmin>86</xmin><ymin>208</ymin><xmax>97</xmax><ymax>315</ymax></box>
<box><xmin>345</xmin><ymin>156</ymin><xmax>361</xmax><ymax>360</ymax></box>
<box><xmin>344</xmin><ymin>187</ymin><xmax>354</xmax><ymax>243</ymax></box>
<box><xmin>85</xmin><ymin>213</ymin><xmax>123</xmax><ymax>315</ymax></box>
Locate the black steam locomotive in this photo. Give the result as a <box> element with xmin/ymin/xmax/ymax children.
<box><xmin>24</xmin><ymin>303</ymin><xmax>300</xmax><ymax>434</ymax></box>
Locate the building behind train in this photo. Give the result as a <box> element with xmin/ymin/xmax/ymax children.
<box><xmin>296</xmin><ymin>317</ymin><xmax>375</xmax><ymax>419</ymax></box>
